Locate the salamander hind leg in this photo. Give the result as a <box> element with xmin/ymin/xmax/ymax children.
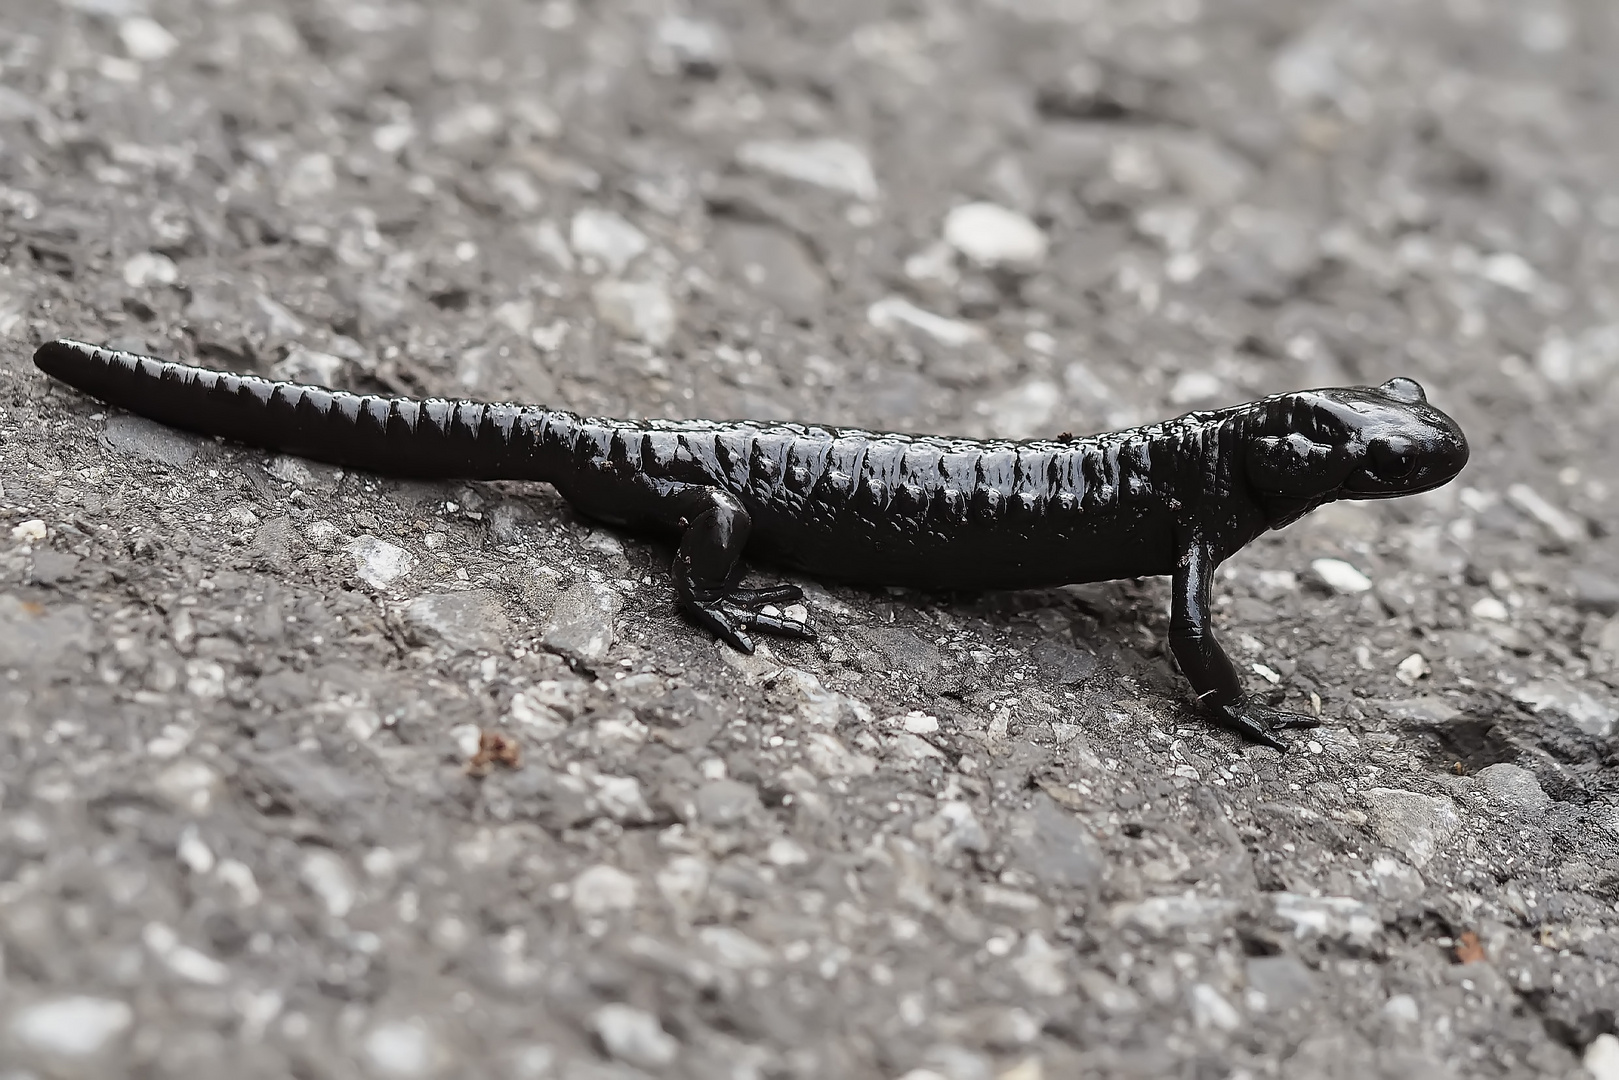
<box><xmin>668</xmin><ymin>485</ymin><xmax>815</xmax><ymax>654</ymax></box>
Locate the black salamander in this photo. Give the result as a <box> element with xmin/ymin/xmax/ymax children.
<box><xmin>32</xmin><ymin>339</ymin><xmax>1469</xmax><ymax>748</ymax></box>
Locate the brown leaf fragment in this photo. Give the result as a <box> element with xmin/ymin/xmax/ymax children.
<box><xmin>467</xmin><ymin>729</ymin><xmax>522</xmax><ymax>777</ymax></box>
<box><xmin>1454</xmin><ymin>930</ymin><xmax>1486</xmax><ymax>964</ymax></box>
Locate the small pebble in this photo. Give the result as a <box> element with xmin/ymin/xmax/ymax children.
<box><xmin>570</xmin><ymin>209</ymin><xmax>649</xmax><ymax>275</ymax></box>
<box><xmin>943</xmin><ymin>202</ymin><xmax>1048</xmax><ymax>269</ymax></box>
<box><xmin>346</xmin><ymin>535</ymin><xmax>415</xmax><ymax>590</ymax></box>
<box><xmin>592</xmin><ymin>279</ymin><xmax>676</xmax><ymax>346</ymax></box>
<box><xmin>591</xmin><ymin>1003</ymin><xmax>679</xmax><ymax>1068</ymax></box>
<box><xmin>736</xmin><ymin>138</ymin><xmax>879</xmax><ymax>201</ymax></box>
<box><xmin>11</xmin><ymin>519</ymin><xmax>47</xmax><ymax>543</ymax></box>
<box><xmin>1470</xmin><ymin>596</ymin><xmax>1509</xmax><ymax>621</ymax></box>
<box><xmin>122</xmin><ymin>251</ymin><xmax>178</xmax><ymax>288</ymax></box>
<box><xmin>119</xmin><ymin>16</ymin><xmax>178</xmax><ymax>60</ymax></box>
<box><xmin>571</xmin><ymin>864</ymin><xmax>638</xmax><ymax>916</ymax></box>
<box><xmin>649</xmin><ymin>15</ymin><xmax>731</xmax><ymax>74</ymax></box>
<box><xmin>1588</xmin><ymin>1035</ymin><xmax>1619</xmax><ymax>1080</ymax></box>
<box><xmin>867</xmin><ymin>295</ymin><xmax>983</xmax><ymax>348</ymax></box>
<box><xmin>363</xmin><ymin>1018</ymin><xmax>438</xmax><ymax>1079</ymax></box>
<box><xmin>1311</xmin><ymin>557</ymin><xmax>1372</xmax><ymax>594</ymax></box>
<box><xmin>300</xmin><ymin>848</ymin><xmax>357</xmax><ymax>918</ymax></box>
<box><xmin>9</xmin><ymin>996</ymin><xmax>133</xmax><ymax>1058</ymax></box>
<box><xmin>1506</xmin><ymin>483</ymin><xmax>1586</xmax><ymax>548</ymax></box>
<box><xmin>1395</xmin><ymin>653</ymin><xmax>1429</xmax><ymax>685</ymax></box>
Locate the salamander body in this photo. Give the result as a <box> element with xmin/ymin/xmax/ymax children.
<box><xmin>32</xmin><ymin>339</ymin><xmax>1469</xmax><ymax>747</ymax></box>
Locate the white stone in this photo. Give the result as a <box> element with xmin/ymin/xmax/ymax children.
<box><xmin>591</xmin><ymin>775</ymin><xmax>653</xmax><ymax>823</ymax></box>
<box><xmin>699</xmin><ymin>926</ymin><xmax>775</xmax><ymax>969</ymax></box>
<box><xmin>943</xmin><ymin>202</ymin><xmax>1048</xmax><ymax>269</ymax></box>
<box><xmin>1506</xmin><ymin>483</ymin><xmax>1586</xmax><ymax>547</ymax></box>
<box><xmin>346</xmin><ymin>535</ymin><xmax>415</xmax><ymax>589</ymax></box>
<box><xmin>119</xmin><ymin>16</ymin><xmax>178</xmax><ymax>60</ymax></box>
<box><xmin>301</xmin><ymin>848</ymin><xmax>357</xmax><ymax>918</ymax></box>
<box><xmin>1471</xmin><ymin>596</ymin><xmax>1509</xmax><ymax>621</ymax></box>
<box><xmin>867</xmin><ymin>295</ymin><xmax>983</xmax><ymax>348</ymax></box>
<box><xmin>177</xmin><ymin>825</ymin><xmax>215</xmax><ymax>874</ymax></box>
<box><xmin>592</xmin><ymin>280</ymin><xmax>676</xmax><ymax>346</ymax></box>
<box><xmin>1110</xmin><ymin>892</ymin><xmax>1237</xmax><ymax>933</ymax></box>
<box><xmin>736</xmin><ymin>138</ymin><xmax>879</xmax><ymax>200</ymax></box>
<box><xmin>572</xmin><ymin>864</ymin><xmax>638</xmax><ymax>916</ymax></box>
<box><xmin>1272</xmin><ymin>893</ymin><xmax>1379</xmax><ymax>946</ymax></box>
<box><xmin>1168</xmin><ymin>370</ymin><xmax>1225</xmax><ymax>406</ymax></box>
<box><xmin>1395</xmin><ymin>653</ymin><xmax>1429</xmax><ymax>686</ymax></box>
<box><xmin>1190</xmin><ymin>983</ymin><xmax>1241</xmax><ymax>1032</ymax></box>
<box><xmin>122</xmin><ymin>251</ymin><xmax>178</xmax><ymax>288</ymax></box>
<box><xmin>1587</xmin><ymin>1034</ymin><xmax>1619</xmax><ymax>1080</ymax></box>
<box><xmin>591</xmin><ymin>1003</ymin><xmax>679</xmax><ymax>1069</ymax></box>
<box><xmin>9</xmin><ymin>996</ymin><xmax>132</xmax><ymax>1057</ymax></box>
<box><xmin>153</xmin><ymin>758</ymin><xmax>220</xmax><ymax>814</ymax></box>
<box><xmin>570</xmin><ymin>209</ymin><xmax>649</xmax><ymax>275</ymax></box>
<box><xmin>1383</xmin><ymin>994</ymin><xmax>1420</xmax><ymax>1025</ymax></box>
<box><xmin>142</xmin><ymin>922</ymin><xmax>230</xmax><ymax>985</ymax></box>
<box><xmin>1311</xmin><ymin>557</ymin><xmax>1372</xmax><ymax>594</ymax></box>
<box><xmin>10</xmin><ymin>518</ymin><xmax>47</xmax><ymax>543</ymax></box>
<box><xmin>363</xmin><ymin>1018</ymin><xmax>437</xmax><ymax>1078</ymax></box>
<box><xmin>900</xmin><ymin>712</ymin><xmax>939</xmax><ymax>734</ymax></box>
<box><xmin>1010</xmin><ymin>931</ymin><xmax>1069</xmax><ymax>996</ymax></box>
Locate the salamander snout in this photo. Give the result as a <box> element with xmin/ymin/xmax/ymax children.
<box><xmin>1338</xmin><ymin>378</ymin><xmax>1469</xmax><ymax>498</ymax></box>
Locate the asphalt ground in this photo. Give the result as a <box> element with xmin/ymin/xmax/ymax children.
<box><xmin>1</xmin><ymin>1</ymin><xmax>1617</xmax><ymax>1078</ymax></box>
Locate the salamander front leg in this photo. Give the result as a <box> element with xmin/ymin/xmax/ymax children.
<box><xmin>1168</xmin><ymin>536</ymin><xmax>1318</xmax><ymax>750</ymax></box>
<box><xmin>671</xmin><ymin>486</ymin><xmax>815</xmax><ymax>654</ymax></box>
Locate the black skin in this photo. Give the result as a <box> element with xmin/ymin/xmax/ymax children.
<box><xmin>33</xmin><ymin>340</ymin><xmax>1470</xmax><ymax>749</ymax></box>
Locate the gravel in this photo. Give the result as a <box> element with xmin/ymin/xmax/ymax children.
<box><xmin>3</xmin><ymin>0</ymin><xmax>1617</xmax><ymax>1077</ymax></box>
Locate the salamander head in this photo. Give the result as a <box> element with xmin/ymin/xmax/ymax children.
<box><xmin>1245</xmin><ymin>377</ymin><xmax>1469</xmax><ymax>520</ymax></box>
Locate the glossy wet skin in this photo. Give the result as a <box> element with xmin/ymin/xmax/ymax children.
<box><xmin>34</xmin><ymin>340</ymin><xmax>1472</xmax><ymax>751</ymax></box>
<box><xmin>1246</xmin><ymin>377</ymin><xmax>1469</xmax><ymax>518</ymax></box>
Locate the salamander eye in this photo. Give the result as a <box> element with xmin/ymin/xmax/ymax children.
<box><xmin>1369</xmin><ymin>437</ymin><xmax>1417</xmax><ymax>480</ymax></box>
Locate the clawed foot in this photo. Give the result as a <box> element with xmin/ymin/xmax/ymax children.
<box><xmin>681</xmin><ymin>583</ymin><xmax>816</xmax><ymax>654</ymax></box>
<box><xmin>1208</xmin><ymin>699</ymin><xmax>1319</xmax><ymax>751</ymax></box>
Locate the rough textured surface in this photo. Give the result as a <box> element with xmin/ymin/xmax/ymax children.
<box><xmin>1</xmin><ymin>1</ymin><xmax>1617</xmax><ymax>1078</ymax></box>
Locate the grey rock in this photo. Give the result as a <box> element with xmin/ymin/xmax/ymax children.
<box><xmin>850</xmin><ymin>625</ymin><xmax>944</xmax><ymax>678</ymax></box>
<box><xmin>1512</xmin><ymin>680</ymin><xmax>1618</xmax><ymax>738</ymax></box>
<box><xmin>1111</xmin><ymin>892</ymin><xmax>1238</xmax><ymax>934</ymax></box>
<box><xmin>1363</xmin><ymin>788</ymin><xmax>1461</xmax><ymax>867</ymax></box>
<box><xmin>649</xmin><ymin>15</ymin><xmax>731</xmax><ymax>75</ymax></box>
<box><xmin>592</xmin><ymin>280</ymin><xmax>676</xmax><ymax>346</ymax></box>
<box><xmin>0</xmin><ymin>596</ymin><xmax>91</xmax><ymax>671</ymax></box>
<box><xmin>1571</xmin><ymin>568</ymin><xmax>1619</xmax><ymax>615</ymax></box>
<box><xmin>591</xmin><ymin>1004</ymin><xmax>679</xmax><ymax>1069</ymax></box>
<box><xmin>715</xmin><ymin>221</ymin><xmax>827</xmax><ymax>318</ymax></box>
<box><xmin>1008</xmin><ymin>792</ymin><xmax>1102</xmax><ymax>889</ymax></box>
<box><xmin>1272</xmin><ymin>893</ymin><xmax>1380</xmax><ymax>946</ymax></box>
<box><xmin>404</xmin><ymin>590</ymin><xmax>512</xmax><ymax>654</ymax></box>
<box><xmin>29</xmin><ymin>549</ymin><xmax>81</xmax><ymax>586</ymax></box>
<box><xmin>694</xmin><ymin>779</ymin><xmax>759</xmax><ymax>826</ymax></box>
<box><xmin>736</xmin><ymin>138</ymin><xmax>879</xmax><ymax>201</ymax></box>
<box><xmin>544</xmin><ymin>582</ymin><xmax>623</xmax><ymax>661</ymax></box>
<box><xmin>1029</xmin><ymin>639</ymin><xmax>1098</xmax><ymax>685</ymax></box>
<box><xmin>1245</xmin><ymin>955</ymin><xmax>1317</xmax><ymax>1008</ymax></box>
<box><xmin>103</xmin><ymin>414</ymin><xmax>200</xmax><ymax>467</ymax></box>
<box><xmin>1475</xmin><ymin>763</ymin><xmax>1552</xmax><ymax>814</ymax></box>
